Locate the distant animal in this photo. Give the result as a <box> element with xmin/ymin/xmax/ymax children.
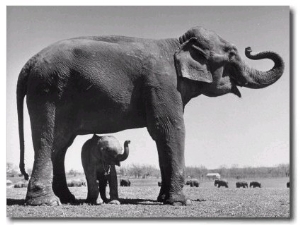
<box><xmin>188</xmin><ymin>179</ymin><xmax>199</xmax><ymax>187</ymax></box>
<box><xmin>185</xmin><ymin>180</ymin><xmax>191</xmax><ymax>185</ymax></box>
<box><xmin>158</xmin><ymin>181</ymin><xmax>162</xmax><ymax>187</ymax></box>
<box><xmin>250</xmin><ymin>181</ymin><xmax>261</xmax><ymax>188</ymax></box>
<box><xmin>6</xmin><ymin>180</ymin><xmax>13</xmax><ymax>188</ymax></box>
<box><xmin>67</xmin><ymin>180</ymin><xmax>86</xmax><ymax>187</ymax></box>
<box><xmin>214</xmin><ymin>179</ymin><xmax>228</xmax><ymax>188</ymax></box>
<box><xmin>120</xmin><ymin>179</ymin><xmax>131</xmax><ymax>187</ymax></box>
<box><xmin>14</xmin><ymin>181</ymin><xmax>28</xmax><ymax>188</ymax></box>
<box><xmin>81</xmin><ymin>135</ymin><xmax>130</xmax><ymax>204</ymax></box>
<box><xmin>236</xmin><ymin>181</ymin><xmax>248</xmax><ymax>188</ymax></box>
<box><xmin>287</xmin><ymin>181</ymin><xmax>290</xmax><ymax>188</ymax></box>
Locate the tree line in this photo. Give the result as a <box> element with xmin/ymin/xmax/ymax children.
<box><xmin>185</xmin><ymin>164</ymin><xmax>290</xmax><ymax>179</ymax></box>
<box><xmin>7</xmin><ymin>162</ymin><xmax>289</xmax><ymax>179</ymax></box>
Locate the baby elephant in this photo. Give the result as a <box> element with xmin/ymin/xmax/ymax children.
<box><xmin>81</xmin><ymin>134</ymin><xmax>130</xmax><ymax>205</ymax></box>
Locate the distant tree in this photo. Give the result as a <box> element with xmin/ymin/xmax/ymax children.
<box><xmin>141</xmin><ymin>165</ymin><xmax>159</xmax><ymax>178</ymax></box>
<box><xmin>129</xmin><ymin>164</ymin><xmax>143</xmax><ymax>178</ymax></box>
<box><xmin>185</xmin><ymin>165</ymin><xmax>207</xmax><ymax>179</ymax></box>
<box><xmin>277</xmin><ymin>164</ymin><xmax>289</xmax><ymax>177</ymax></box>
<box><xmin>6</xmin><ymin>162</ymin><xmax>14</xmax><ymax>173</ymax></box>
<box><xmin>67</xmin><ymin>169</ymin><xmax>81</xmax><ymax>177</ymax></box>
<box><xmin>124</xmin><ymin>164</ymin><xmax>160</xmax><ymax>178</ymax></box>
<box><xmin>118</xmin><ymin>166</ymin><xmax>128</xmax><ymax>176</ymax></box>
<box><xmin>217</xmin><ymin>165</ymin><xmax>229</xmax><ymax>178</ymax></box>
<box><xmin>6</xmin><ymin>162</ymin><xmax>19</xmax><ymax>177</ymax></box>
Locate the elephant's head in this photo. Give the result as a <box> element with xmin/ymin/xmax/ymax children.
<box><xmin>99</xmin><ymin>137</ymin><xmax>130</xmax><ymax>167</ymax></box>
<box><xmin>174</xmin><ymin>26</ymin><xmax>284</xmax><ymax>98</ymax></box>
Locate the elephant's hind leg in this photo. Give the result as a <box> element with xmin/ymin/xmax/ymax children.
<box><xmin>25</xmin><ymin>102</ymin><xmax>60</xmax><ymax>206</ymax></box>
<box><xmin>52</xmin><ymin>132</ymin><xmax>76</xmax><ymax>204</ymax></box>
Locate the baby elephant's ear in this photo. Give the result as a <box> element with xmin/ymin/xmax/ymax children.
<box><xmin>174</xmin><ymin>37</ymin><xmax>213</xmax><ymax>83</ymax></box>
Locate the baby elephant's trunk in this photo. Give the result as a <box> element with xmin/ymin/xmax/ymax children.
<box><xmin>117</xmin><ymin>140</ymin><xmax>130</xmax><ymax>162</ymax></box>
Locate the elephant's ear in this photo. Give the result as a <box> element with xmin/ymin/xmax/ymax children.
<box><xmin>174</xmin><ymin>37</ymin><xmax>213</xmax><ymax>83</ymax></box>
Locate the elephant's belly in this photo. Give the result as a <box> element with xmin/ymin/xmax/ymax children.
<box><xmin>75</xmin><ymin>108</ymin><xmax>147</xmax><ymax>135</ymax></box>
<box><xmin>62</xmin><ymin>77</ymin><xmax>147</xmax><ymax>134</ymax></box>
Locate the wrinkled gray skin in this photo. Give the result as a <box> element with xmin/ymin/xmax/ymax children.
<box><xmin>81</xmin><ymin>135</ymin><xmax>130</xmax><ymax>205</ymax></box>
<box><xmin>17</xmin><ymin>26</ymin><xmax>284</xmax><ymax>206</ymax></box>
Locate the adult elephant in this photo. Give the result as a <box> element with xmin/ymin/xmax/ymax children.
<box><xmin>120</xmin><ymin>179</ymin><xmax>131</xmax><ymax>187</ymax></box>
<box><xmin>250</xmin><ymin>181</ymin><xmax>262</xmax><ymax>188</ymax></box>
<box><xmin>236</xmin><ymin>181</ymin><xmax>248</xmax><ymax>188</ymax></box>
<box><xmin>17</xmin><ymin>26</ymin><xmax>284</xmax><ymax>206</ymax></box>
<box><xmin>214</xmin><ymin>179</ymin><xmax>229</xmax><ymax>188</ymax></box>
<box><xmin>81</xmin><ymin>135</ymin><xmax>130</xmax><ymax>205</ymax></box>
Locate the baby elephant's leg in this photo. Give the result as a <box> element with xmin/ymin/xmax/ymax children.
<box><xmin>107</xmin><ymin>166</ymin><xmax>120</xmax><ymax>205</ymax></box>
<box><xmin>98</xmin><ymin>173</ymin><xmax>108</xmax><ymax>203</ymax></box>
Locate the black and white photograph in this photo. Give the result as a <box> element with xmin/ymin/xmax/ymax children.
<box><xmin>6</xmin><ymin>5</ymin><xmax>290</xmax><ymax>218</ymax></box>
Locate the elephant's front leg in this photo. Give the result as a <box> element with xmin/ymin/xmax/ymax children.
<box><xmin>154</xmin><ymin>130</ymin><xmax>189</xmax><ymax>205</ymax></box>
<box><xmin>145</xmin><ymin>87</ymin><xmax>190</xmax><ymax>206</ymax></box>
<box><xmin>107</xmin><ymin>166</ymin><xmax>120</xmax><ymax>205</ymax></box>
<box><xmin>156</xmin><ymin>154</ymin><xmax>167</xmax><ymax>202</ymax></box>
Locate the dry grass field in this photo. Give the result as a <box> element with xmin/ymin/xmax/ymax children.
<box><xmin>6</xmin><ymin>177</ymin><xmax>290</xmax><ymax>218</ymax></box>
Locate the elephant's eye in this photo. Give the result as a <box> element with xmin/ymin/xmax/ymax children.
<box><xmin>229</xmin><ymin>51</ymin><xmax>236</xmax><ymax>59</ymax></box>
<box><xmin>224</xmin><ymin>46</ymin><xmax>230</xmax><ymax>52</ymax></box>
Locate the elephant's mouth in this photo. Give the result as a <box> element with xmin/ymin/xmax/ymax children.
<box><xmin>229</xmin><ymin>77</ymin><xmax>242</xmax><ymax>98</ymax></box>
<box><xmin>231</xmin><ymin>82</ymin><xmax>242</xmax><ymax>98</ymax></box>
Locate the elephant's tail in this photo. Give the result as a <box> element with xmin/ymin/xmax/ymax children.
<box><xmin>17</xmin><ymin>58</ymin><xmax>34</xmax><ymax>181</ymax></box>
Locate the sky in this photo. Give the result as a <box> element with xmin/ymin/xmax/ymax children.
<box><xmin>6</xmin><ymin>6</ymin><xmax>290</xmax><ymax>172</ymax></box>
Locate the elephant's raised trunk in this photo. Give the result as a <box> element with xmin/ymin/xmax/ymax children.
<box><xmin>237</xmin><ymin>47</ymin><xmax>284</xmax><ymax>89</ymax></box>
<box><xmin>117</xmin><ymin>140</ymin><xmax>130</xmax><ymax>162</ymax></box>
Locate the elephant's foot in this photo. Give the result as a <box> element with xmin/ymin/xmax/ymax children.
<box><xmin>25</xmin><ymin>182</ymin><xmax>61</xmax><ymax>206</ymax></box>
<box><xmin>26</xmin><ymin>194</ymin><xmax>61</xmax><ymax>206</ymax></box>
<box><xmin>58</xmin><ymin>192</ymin><xmax>76</xmax><ymax>204</ymax></box>
<box><xmin>107</xmin><ymin>199</ymin><xmax>120</xmax><ymax>205</ymax></box>
<box><xmin>157</xmin><ymin>193</ymin><xmax>166</xmax><ymax>202</ymax></box>
<box><xmin>53</xmin><ymin>178</ymin><xmax>76</xmax><ymax>204</ymax></box>
<box><xmin>85</xmin><ymin>198</ymin><xmax>102</xmax><ymax>205</ymax></box>
<box><xmin>163</xmin><ymin>192</ymin><xmax>191</xmax><ymax>206</ymax></box>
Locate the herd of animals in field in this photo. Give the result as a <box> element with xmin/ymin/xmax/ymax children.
<box><xmin>7</xmin><ymin>177</ymin><xmax>290</xmax><ymax>189</ymax></box>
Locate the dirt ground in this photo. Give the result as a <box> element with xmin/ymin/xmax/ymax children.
<box><xmin>6</xmin><ymin>177</ymin><xmax>290</xmax><ymax>218</ymax></box>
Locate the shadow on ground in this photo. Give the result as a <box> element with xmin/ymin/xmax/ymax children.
<box><xmin>119</xmin><ymin>198</ymin><xmax>161</xmax><ymax>205</ymax></box>
<box><xmin>7</xmin><ymin>199</ymin><xmax>25</xmax><ymax>206</ymax></box>
<box><xmin>7</xmin><ymin>198</ymin><xmax>161</xmax><ymax>206</ymax></box>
